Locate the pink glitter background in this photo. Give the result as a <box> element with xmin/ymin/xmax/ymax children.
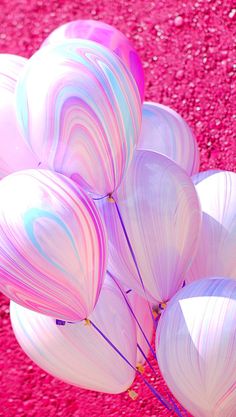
<box><xmin>0</xmin><ymin>1</ymin><xmax>235</xmax><ymax>416</ymax></box>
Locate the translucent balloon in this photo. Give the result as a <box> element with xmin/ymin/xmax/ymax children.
<box><xmin>156</xmin><ymin>277</ymin><xmax>236</xmax><ymax>417</ymax></box>
<box><xmin>10</xmin><ymin>277</ymin><xmax>137</xmax><ymax>394</ymax></box>
<box><xmin>0</xmin><ymin>169</ymin><xmax>107</xmax><ymax>320</ymax></box>
<box><xmin>96</xmin><ymin>150</ymin><xmax>201</xmax><ymax>303</ymax></box>
<box><xmin>187</xmin><ymin>171</ymin><xmax>236</xmax><ymax>283</ymax></box>
<box><xmin>42</xmin><ymin>19</ymin><xmax>144</xmax><ymax>101</ymax></box>
<box><xmin>137</xmin><ymin>102</ymin><xmax>200</xmax><ymax>176</ymax></box>
<box><xmin>16</xmin><ymin>40</ymin><xmax>142</xmax><ymax>197</ymax></box>
<box><xmin>0</xmin><ymin>54</ymin><xmax>38</xmax><ymax>178</ymax></box>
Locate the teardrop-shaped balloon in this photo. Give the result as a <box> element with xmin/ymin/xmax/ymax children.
<box><xmin>137</xmin><ymin>102</ymin><xmax>200</xmax><ymax>176</ymax></box>
<box><xmin>0</xmin><ymin>169</ymin><xmax>107</xmax><ymax>320</ymax></box>
<box><xmin>0</xmin><ymin>54</ymin><xmax>38</xmax><ymax>178</ymax></box>
<box><xmin>42</xmin><ymin>20</ymin><xmax>144</xmax><ymax>101</ymax></box>
<box><xmin>187</xmin><ymin>171</ymin><xmax>236</xmax><ymax>283</ymax></box>
<box><xmin>10</xmin><ymin>277</ymin><xmax>137</xmax><ymax>394</ymax></box>
<box><xmin>156</xmin><ymin>277</ymin><xmax>236</xmax><ymax>417</ymax></box>
<box><xmin>96</xmin><ymin>150</ymin><xmax>201</xmax><ymax>303</ymax></box>
<box><xmin>16</xmin><ymin>39</ymin><xmax>142</xmax><ymax>197</ymax></box>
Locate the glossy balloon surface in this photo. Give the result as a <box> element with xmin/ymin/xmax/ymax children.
<box><xmin>10</xmin><ymin>278</ymin><xmax>137</xmax><ymax>394</ymax></box>
<box><xmin>16</xmin><ymin>40</ymin><xmax>142</xmax><ymax>197</ymax></box>
<box><xmin>0</xmin><ymin>169</ymin><xmax>107</xmax><ymax>320</ymax></box>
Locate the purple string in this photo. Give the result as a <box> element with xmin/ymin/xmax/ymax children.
<box><xmin>113</xmin><ymin>200</ymin><xmax>156</xmax><ymax>326</ymax></box>
<box><xmin>90</xmin><ymin>319</ymin><xmax>184</xmax><ymax>417</ymax></box>
<box><xmin>107</xmin><ymin>271</ymin><xmax>156</xmax><ymax>359</ymax></box>
<box><xmin>136</xmin><ymin>343</ymin><xmax>158</xmax><ymax>377</ymax></box>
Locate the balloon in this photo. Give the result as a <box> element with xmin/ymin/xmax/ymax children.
<box><xmin>96</xmin><ymin>150</ymin><xmax>201</xmax><ymax>302</ymax></box>
<box><xmin>137</xmin><ymin>102</ymin><xmax>200</xmax><ymax>176</ymax></box>
<box><xmin>0</xmin><ymin>54</ymin><xmax>38</xmax><ymax>178</ymax></box>
<box><xmin>0</xmin><ymin>169</ymin><xmax>107</xmax><ymax>320</ymax></box>
<box><xmin>10</xmin><ymin>277</ymin><xmax>137</xmax><ymax>394</ymax></box>
<box><xmin>187</xmin><ymin>171</ymin><xmax>236</xmax><ymax>283</ymax></box>
<box><xmin>156</xmin><ymin>277</ymin><xmax>236</xmax><ymax>417</ymax></box>
<box><xmin>42</xmin><ymin>19</ymin><xmax>144</xmax><ymax>101</ymax></box>
<box><xmin>126</xmin><ymin>289</ymin><xmax>153</xmax><ymax>366</ymax></box>
<box><xmin>16</xmin><ymin>40</ymin><xmax>142</xmax><ymax>197</ymax></box>
<box><xmin>192</xmin><ymin>169</ymin><xmax>221</xmax><ymax>185</ymax></box>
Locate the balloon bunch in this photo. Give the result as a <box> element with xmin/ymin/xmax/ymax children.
<box><xmin>0</xmin><ymin>20</ymin><xmax>235</xmax><ymax>417</ymax></box>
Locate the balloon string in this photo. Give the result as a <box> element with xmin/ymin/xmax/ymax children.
<box><xmin>112</xmin><ymin>199</ymin><xmax>156</xmax><ymax>326</ymax></box>
<box><xmin>136</xmin><ymin>343</ymin><xmax>159</xmax><ymax>377</ymax></box>
<box><xmin>89</xmin><ymin>319</ymin><xmax>184</xmax><ymax>417</ymax></box>
<box><xmin>107</xmin><ymin>270</ymin><xmax>156</xmax><ymax>359</ymax></box>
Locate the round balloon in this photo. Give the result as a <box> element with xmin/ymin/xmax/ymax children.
<box><xmin>137</xmin><ymin>102</ymin><xmax>200</xmax><ymax>176</ymax></box>
<box><xmin>187</xmin><ymin>171</ymin><xmax>236</xmax><ymax>283</ymax></box>
<box><xmin>96</xmin><ymin>150</ymin><xmax>201</xmax><ymax>303</ymax></box>
<box><xmin>10</xmin><ymin>277</ymin><xmax>137</xmax><ymax>394</ymax></box>
<box><xmin>0</xmin><ymin>169</ymin><xmax>107</xmax><ymax>320</ymax></box>
<box><xmin>0</xmin><ymin>54</ymin><xmax>38</xmax><ymax>178</ymax></box>
<box><xmin>16</xmin><ymin>39</ymin><xmax>142</xmax><ymax>197</ymax></box>
<box><xmin>42</xmin><ymin>19</ymin><xmax>144</xmax><ymax>101</ymax></box>
<box><xmin>156</xmin><ymin>277</ymin><xmax>236</xmax><ymax>417</ymax></box>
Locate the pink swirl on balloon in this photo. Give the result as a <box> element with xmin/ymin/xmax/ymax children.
<box><xmin>16</xmin><ymin>40</ymin><xmax>142</xmax><ymax>197</ymax></box>
<box><xmin>0</xmin><ymin>169</ymin><xmax>107</xmax><ymax>321</ymax></box>
<box><xmin>42</xmin><ymin>19</ymin><xmax>144</xmax><ymax>101</ymax></box>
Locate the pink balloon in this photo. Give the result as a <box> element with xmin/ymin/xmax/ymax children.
<box><xmin>42</xmin><ymin>19</ymin><xmax>144</xmax><ymax>101</ymax></box>
<box><xmin>16</xmin><ymin>40</ymin><xmax>142</xmax><ymax>197</ymax></box>
<box><xmin>156</xmin><ymin>277</ymin><xmax>236</xmax><ymax>417</ymax></box>
<box><xmin>137</xmin><ymin>102</ymin><xmax>200</xmax><ymax>176</ymax></box>
<box><xmin>96</xmin><ymin>150</ymin><xmax>201</xmax><ymax>303</ymax></box>
<box><xmin>10</xmin><ymin>277</ymin><xmax>137</xmax><ymax>394</ymax></box>
<box><xmin>187</xmin><ymin>171</ymin><xmax>236</xmax><ymax>283</ymax></box>
<box><xmin>0</xmin><ymin>54</ymin><xmax>38</xmax><ymax>178</ymax></box>
<box><xmin>0</xmin><ymin>169</ymin><xmax>107</xmax><ymax>320</ymax></box>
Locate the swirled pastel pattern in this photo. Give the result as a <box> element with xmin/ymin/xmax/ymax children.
<box><xmin>0</xmin><ymin>169</ymin><xmax>107</xmax><ymax>320</ymax></box>
<box><xmin>16</xmin><ymin>39</ymin><xmax>142</xmax><ymax>197</ymax></box>
<box><xmin>0</xmin><ymin>54</ymin><xmax>38</xmax><ymax>178</ymax></box>
<box><xmin>137</xmin><ymin>102</ymin><xmax>200</xmax><ymax>176</ymax></box>
<box><xmin>96</xmin><ymin>150</ymin><xmax>201</xmax><ymax>303</ymax></box>
<box><xmin>10</xmin><ymin>277</ymin><xmax>137</xmax><ymax>394</ymax></box>
<box><xmin>42</xmin><ymin>19</ymin><xmax>144</xmax><ymax>101</ymax></box>
<box><xmin>187</xmin><ymin>171</ymin><xmax>236</xmax><ymax>283</ymax></box>
<box><xmin>156</xmin><ymin>277</ymin><xmax>236</xmax><ymax>417</ymax></box>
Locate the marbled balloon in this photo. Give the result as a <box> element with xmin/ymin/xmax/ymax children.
<box><xmin>16</xmin><ymin>40</ymin><xmax>142</xmax><ymax>197</ymax></box>
<box><xmin>42</xmin><ymin>19</ymin><xmax>144</xmax><ymax>101</ymax></box>
<box><xmin>0</xmin><ymin>169</ymin><xmax>107</xmax><ymax>320</ymax></box>
<box><xmin>10</xmin><ymin>277</ymin><xmax>137</xmax><ymax>394</ymax></box>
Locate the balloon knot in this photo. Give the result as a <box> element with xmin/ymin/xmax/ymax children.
<box><xmin>107</xmin><ymin>194</ymin><xmax>115</xmax><ymax>203</ymax></box>
<box><xmin>128</xmin><ymin>389</ymin><xmax>138</xmax><ymax>400</ymax></box>
<box><xmin>160</xmin><ymin>302</ymin><xmax>167</xmax><ymax>310</ymax></box>
<box><xmin>136</xmin><ymin>363</ymin><xmax>145</xmax><ymax>373</ymax></box>
<box><xmin>84</xmin><ymin>318</ymin><xmax>91</xmax><ymax>326</ymax></box>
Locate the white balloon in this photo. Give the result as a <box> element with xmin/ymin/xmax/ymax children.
<box><xmin>187</xmin><ymin>171</ymin><xmax>236</xmax><ymax>283</ymax></box>
<box><xmin>10</xmin><ymin>277</ymin><xmax>137</xmax><ymax>394</ymax></box>
<box><xmin>156</xmin><ymin>277</ymin><xmax>236</xmax><ymax>417</ymax></box>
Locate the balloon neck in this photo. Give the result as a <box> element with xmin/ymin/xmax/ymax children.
<box><xmin>128</xmin><ymin>389</ymin><xmax>138</xmax><ymax>400</ymax></box>
<box><xmin>136</xmin><ymin>363</ymin><xmax>145</xmax><ymax>373</ymax></box>
<box><xmin>107</xmin><ymin>194</ymin><xmax>115</xmax><ymax>203</ymax></box>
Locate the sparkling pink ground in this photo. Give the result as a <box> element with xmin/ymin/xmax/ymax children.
<box><xmin>0</xmin><ymin>1</ymin><xmax>235</xmax><ymax>416</ymax></box>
